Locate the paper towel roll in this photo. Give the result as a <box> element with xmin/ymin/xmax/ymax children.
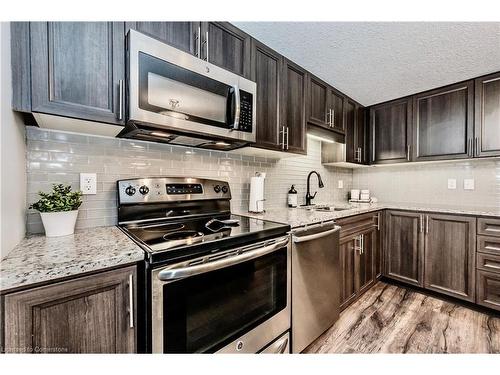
<box><xmin>249</xmin><ymin>173</ymin><xmax>266</xmax><ymax>213</ymax></box>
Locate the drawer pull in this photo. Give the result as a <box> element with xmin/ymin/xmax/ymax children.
<box><xmin>484</xmin><ymin>260</ymin><xmax>500</xmax><ymax>270</ymax></box>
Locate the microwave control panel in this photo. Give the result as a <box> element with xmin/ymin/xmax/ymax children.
<box><xmin>238</xmin><ymin>90</ymin><xmax>253</xmax><ymax>133</ymax></box>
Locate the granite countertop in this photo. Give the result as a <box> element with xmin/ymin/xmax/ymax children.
<box><xmin>236</xmin><ymin>202</ymin><xmax>500</xmax><ymax>228</ymax></box>
<box><xmin>0</xmin><ymin>226</ymin><xmax>145</xmax><ymax>293</ymax></box>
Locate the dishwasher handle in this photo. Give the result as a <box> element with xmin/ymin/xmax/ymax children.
<box><xmin>292</xmin><ymin>226</ymin><xmax>339</xmax><ymax>243</ymax></box>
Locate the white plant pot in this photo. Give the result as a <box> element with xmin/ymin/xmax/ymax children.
<box><xmin>40</xmin><ymin>210</ymin><xmax>79</xmax><ymax>237</ymax></box>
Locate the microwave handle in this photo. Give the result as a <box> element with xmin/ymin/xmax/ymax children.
<box><xmin>230</xmin><ymin>84</ymin><xmax>241</xmax><ymax>130</ymax></box>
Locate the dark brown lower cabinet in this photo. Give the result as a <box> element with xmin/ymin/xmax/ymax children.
<box><xmin>3</xmin><ymin>265</ymin><xmax>137</xmax><ymax>353</ymax></box>
<box><xmin>338</xmin><ymin>213</ymin><xmax>380</xmax><ymax>310</ymax></box>
<box><xmin>384</xmin><ymin>210</ymin><xmax>423</xmax><ymax>287</ymax></box>
<box><xmin>476</xmin><ymin>270</ymin><xmax>500</xmax><ymax>311</ymax></box>
<box><xmin>424</xmin><ymin>214</ymin><xmax>476</xmax><ymax>302</ymax></box>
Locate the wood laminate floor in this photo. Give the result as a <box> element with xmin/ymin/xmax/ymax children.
<box><xmin>304</xmin><ymin>282</ymin><xmax>500</xmax><ymax>354</ymax></box>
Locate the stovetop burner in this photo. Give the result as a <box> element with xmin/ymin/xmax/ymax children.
<box><xmin>162</xmin><ymin>230</ymin><xmax>204</xmax><ymax>241</ymax></box>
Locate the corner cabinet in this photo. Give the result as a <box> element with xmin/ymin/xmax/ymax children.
<box><xmin>3</xmin><ymin>266</ymin><xmax>137</xmax><ymax>353</ymax></box>
<box><xmin>475</xmin><ymin>72</ymin><xmax>500</xmax><ymax>158</ymax></box>
<box><xmin>370</xmin><ymin>98</ymin><xmax>413</xmax><ymax>164</ymax></box>
<box><xmin>29</xmin><ymin>22</ymin><xmax>126</xmax><ymax>125</ymax></box>
<box><xmin>412</xmin><ymin>81</ymin><xmax>474</xmax><ymax>161</ymax></box>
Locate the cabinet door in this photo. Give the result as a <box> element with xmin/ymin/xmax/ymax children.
<box><xmin>307</xmin><ymin>75</ymin><xmax>330</xmax><ymax>128</ymax></box>
<box><xmin>413</xmin><ymin>81</ymin><xmax>474</xmax><ymax>161</ymax></box>
<box><xmin>251</xmin><ymin>39</ymin><xmax>282</xmax><ymax>151</ymax></box>
<box><xmin>424</xmin><ymin>214</ymin><xmax>476</xmax><ymax>302</ymax></box>
<box><xmin>345</xmin><ymin>99</ymin><xmax>357</xmax><ymax>163</ymax></box>
<box><xmin>476</xmin><ymin>270</ymin><xmax>500</xmax><ymax>311</ymax></box>
<box><xmin>339</xmin><ymin>237</ymin><xmax>357</xmax><ymax>310</ymax></box>
<box><xmin>370</xmin><ymin>98</ymin><xmax>412</xmax><ymax>164</ymax></box>
<box><xmin>127</xmin><ymin>22</ymin><xmax>198</xmax><ymax>55</ymax></box>
<box><xmin>475</xmin><ymin>72</ymin><xmax>500</xmax><ymax>158</ymax></box>
<box><xmin>356</xmin><ymin>228</ymin><xmax>376</xmax><ymax>295</ymax></box>
<box><xmin>4</xmin><ymin>266</ymin><xmax>136</xmax><ymax>353</ymax></box>
<box><xmin>202</xmin><ymin>22</ymin><xmax>251</xmax><ymax>79</ymax></box>
<box><xmin>356</xmin><ymin>107</ymin><xmax>368</xmax><ymax>164</ymax></box>
<box><xmin>30</xmin><ymin>22</ymin><xmax>125</xmax><ymax>125</ymax></box>
<box><xmin>281</xmin><ymin>59</ymin><xmax>307</xmax><ymax>154</ymax></box>
<box><xmin>385</xmin><ymin>210</ymin><xmax>423</xmax><ymax>286</ymax></box>
<box><xmin>329</xmin><ymin>88</ymin><xmax>345</xmax><ymax>133</ymax></box>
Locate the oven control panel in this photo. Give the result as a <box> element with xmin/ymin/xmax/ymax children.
<box><xmin>118</xmin><ymin>177</ymin><xmax>231</xmax><ymax>204</ymax></box>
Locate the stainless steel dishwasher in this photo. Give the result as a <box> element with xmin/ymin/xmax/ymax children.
<box><xmin>291</xmin><ymin>221</ymin><xmax>340</xmax><ymax>353</ymax></box>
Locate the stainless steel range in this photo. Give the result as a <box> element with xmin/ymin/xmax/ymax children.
<box><xmin>117</xmin><ymin>177</ymin><xmax>291</xmax><ymax>354</ymax></box>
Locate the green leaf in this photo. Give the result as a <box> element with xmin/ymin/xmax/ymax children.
<box><xmin>29</xmin><ymin>183</ymin><xmax>83</xmax><ymax>213</ymax></box>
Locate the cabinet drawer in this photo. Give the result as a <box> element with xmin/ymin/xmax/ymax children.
<box><xmin>337</xmin><ymin>211</ymin><xmax>380</xmax><ymax>239</ymax></box>
<box><xmin>477</xmin><ymin>253</ymin><xmax>500</xmax><ymax>274</ymax></box>
<box><xmin>476</xmin><ymin>270</ymin><xmax>500</xmax><ymax>311</ymax></box>
<box><xmin>478</xmin><ymin>217</ymin><xmax>500</xmax><ymax>237</ymax></box>
<box><xmin>477</xmin><ymin>235</ymin><xmax>500</xmax><ymax>256</ymax></box>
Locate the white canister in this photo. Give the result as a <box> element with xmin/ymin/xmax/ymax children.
<box><xmin>350</xmin><ymin>189</ymin><xmax>360</xmax><ymax>200</ymax></box>
<box><xmin>40</xmin><ymin>210</ymin><xmax>79</xmax><ymax>237</ymax></box>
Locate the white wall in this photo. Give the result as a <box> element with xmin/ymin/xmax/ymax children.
<box><xmin>0</xmin><ymin>22</ymin><xmax>26</xmax><ymax>258</ymax></box>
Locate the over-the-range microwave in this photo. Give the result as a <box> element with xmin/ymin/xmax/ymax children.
<box><xmin>118</xmin><ymin>30</ymin><xmax>256</xmax><ymax>151</ymax></box>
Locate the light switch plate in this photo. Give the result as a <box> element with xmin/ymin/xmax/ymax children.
<box><xmin>447</xmin><ymin>179</ymin><xmax>456</xmax><ymax>189</ymax></box>
<box><xmin>80</xmin><ymin>173</ymin><xmax>97</xmax><ymax>195</ymax></box>
<box><xmin>464</xmin><ymin>178</ymin><xmax>475</xmax><ymax>190</ymax></box>
<box><xmin>338</xmin><ymin>180</ymin><xmax>344</xmax><ymax>189</ymax></box>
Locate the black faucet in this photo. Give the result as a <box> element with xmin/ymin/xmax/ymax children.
<box><xmin>305</xmin><ymin>170</ymin><xmax>324</xmax><ymax>206</ymax></box>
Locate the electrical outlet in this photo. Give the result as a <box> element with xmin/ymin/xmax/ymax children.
<box><xmin>464</xmin><ymin>178</ymin><xmax>475</xmax><ymax>190</ymax></box>
<box><xmin>447</xmin><ymin>179</ymin><xmax>456</xmax><ymax>190</ymax></box>
<box><xmin>80</xmin><ymin>173</ymin><xmax>97</xmax><ymax>195</ymax></box>
<box><xmin>338</xmin><ymin>180</ymin><xmax>344</xmax><ymax>189</ymax></box>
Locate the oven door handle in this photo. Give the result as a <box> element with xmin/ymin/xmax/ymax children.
<box><xmin>157</xmin><ymin>237</ymin><xmax>289</xmax><ymax>281</ymax></box>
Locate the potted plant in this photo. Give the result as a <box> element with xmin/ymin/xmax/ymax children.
<box><xmin>29</xmin><ymin>184</ymin><xmax>83</xmax><ymax>237</ymax></box>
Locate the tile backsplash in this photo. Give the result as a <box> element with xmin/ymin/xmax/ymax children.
<box><xmin>353</xmin><ymin>159</ymin><xmax>500</xmax><ymax>208</ymax></box>
<box><xmin>26</xmin><ymin>127</ymin><xmax>353</xmax><ymax>234</ymax></box>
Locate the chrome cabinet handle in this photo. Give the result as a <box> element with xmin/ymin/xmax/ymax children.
<box><xmin>158</xmin><ymin>237</ymin><xmax>289</xmax><ymax>281</ymax></box>
<box><xmin>118</xmin><ymin>79</ymin><xmax>124</xmax><ymax>120</ymax></box>
<box><xmin>420</xmin><ymin>215</ymin><xmax>423</xmax><ymax>233</ymax></box>
<box><xmin>468</xmin><ymin>138</ymin><xmax>472</xmax><ymax>158</ymax></box>
<box><xmin>281</xmin><ymin>126</ymin><xmax>286</xmax><ymax>150</ymax></box>
<box><xmin>361</xmin><ymin>234</ymin><xmax>364</xmax><ymax>254</ymax></box>
<box><xmin>195</xmin><ymin>25</ymin><xmax>201</xmax><ymax>58</ymax></box>
<box><xmin>374</xmin><ymin>213</ymin><xmax>380</xmax><ymax>231</ymax></box>
<box><xmin>406</xmin><ymin>144</ymin><xmax>410</xmax><ymax>161</ymax></box>
<box><xmin>425</xmin><ymin>215</ymin><xmax>429</xmax><ymax>234</ymax></box>
<box><xmin>331</xmin><ymin>109</ymin><xmax>335</xmax><ymax>128</ymax></box>
<box><xmin>205</xmin><ymin>30</ymin><xmax>209</xmax><ymax>62</ymax></box>
<box><xmin>354</xmin><ymin>235</ymin><xmax>362</xmax><ymax>254</ymax></box>
<box><xmin>475</xmin><ymin>137</ymin><xmax>479</xmax><ymax>157</ymax></box>
<box><xmin>128</xmin><ymin>274</ymin><xmax>134</xmax><ymax>328</ymax></box>
<box><xmin>286</xmin><ymin>127</ymin><xmax>289</xmax><ymax>150</ymax></box>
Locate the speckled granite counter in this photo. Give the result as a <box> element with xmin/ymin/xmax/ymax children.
<box><xmin>236</xmin><ymin>202</ymin><xmax>500</xmax><ymax>228</ymax></box>
<box><xmin>0</xmin><ymin>226</ymin><xmax>144</xmax><ymax>293</ymax></box>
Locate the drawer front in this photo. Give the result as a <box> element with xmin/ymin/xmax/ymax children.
<box><xmin>478</xmin><ymin>217</ymin><xmax>500</xmax><ymax>237</ymax></box>
<box><xmin>476</xmin><ymin>270</ymin><xmax>500</xmax><ymax>311</ymax></box>
<box><xmin>338</xmin><ymin>211</ymin><xmax>380</xmax><ymax>239</ymax></box>
<box><xmin>477</xmin><ymin>235</ymin><xmax>500</xmax><ymax>256</ymax></box>
<box><xmin>477</xmin><ymin>253</ymin><xmax>500</xmax><ymax>274</ymax></box>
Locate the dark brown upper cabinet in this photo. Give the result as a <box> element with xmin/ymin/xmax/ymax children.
<box><xmin>306</xmin><ymin>74</ymin><xmax>330</xmax><ymax>129</ymax></box>
<box><xmin>126</xmin><ymin>22</ymin><xmax>199</xmax><ymax>55</ymax></box>
<box><xmin>281</xmin><ymin>59</ymin><xmax>307</xmax><ymax>154</ymax></box>
<box><xmin>412</xmin><ymin>81</ymin><xmax>474</xmax><ymax>162</ymax></box>
<box><xmin>345</xmin><ymin>100</ymin><xmax>367</xmax><ymax>164</ymax></box>
<box><xmin>475</xmin><ymin>72</ymin><xmax>500</xmax><ymax>158</ymax></box>
<box><xmin>424</xmin><ymin>213</ymin><xmax>476</xmax><ymax>302</ymax></box>
<box><xmin>250</xmin><ymin>39</ymin><xmax>282</xmax><ymax>151</ymax></box>
<box><xmin>202</xmin><ymin>22</ymin><xmax>251</xmax><ymax>79</ymax></box>
<box><xmin>370</xmin><ymin>98</ymin><xmax>413</xmax><ymax>164</ymax></box>
<box><xmin>329</xmin><ymin>88</ymin><xmax>346</xmax><ymax>133</ymax></box>
<box><xmin>384</xmin><ymin>210</ymin><xmax>423</xmax><ymax>287</ymax></box>
<box><xmin>28</xmin><ymin>22</ymin><xmax>126</xmax><ymax>125</ymax></box>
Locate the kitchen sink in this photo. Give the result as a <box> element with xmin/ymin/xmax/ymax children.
<box><xmin>300</xmin><ymin>205</ymin><xmax>351</xmax><ymax>212</ymax></box>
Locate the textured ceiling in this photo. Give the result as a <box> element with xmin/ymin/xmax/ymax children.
<box><xmin>234</xmin><ymin>22</ymin><xmax>500</xmax><ymax>106</ymax></box>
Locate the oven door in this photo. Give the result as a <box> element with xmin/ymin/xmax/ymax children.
<box><xmin>151</xmin><ymin>236</ymin><xmax>290</xmax><ymax>353</ymax></box>
<box><xmin>127</xmin><ymin>30</ymin><xmax>256</xmax><ymax>146</ymax></box>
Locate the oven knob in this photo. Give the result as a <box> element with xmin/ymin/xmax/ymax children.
<box><xmin>125</xmin><ymin>186</ymin><xmax>136</xmax><ymax>196</ymax></box>
<box><xmin>236</xmin><ymin>341</ymin><xmax>244</xmax><ymax>351</ymax></box>
<box><xmin>221</xmin><ymin>185</ymin><xmax>229</xmax><ymax>194</ymax></box>
<box><xmin>214</xmin><ymin>185</ymin><xmax>221</xmax><ymax>193</ymax></box>
<box><xmin>139</xmin><ymin>185</ymin><xmax>149</xmax><ymax>195</ymax></box>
